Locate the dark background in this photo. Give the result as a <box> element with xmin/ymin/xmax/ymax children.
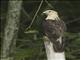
<box><xmin>1</xmin><ymin>0</ymin><xmax>80</xmax><ymax>60</ymax></box>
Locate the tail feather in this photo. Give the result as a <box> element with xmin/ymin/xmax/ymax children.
<box><xmin>50</xmin><ymin>36</ymin><xmax>65</xmax><ymax>52</ymax></box>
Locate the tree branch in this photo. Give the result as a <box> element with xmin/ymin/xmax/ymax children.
<box><xmin>25</xmin><ymin>0</ymin><xmax>43</xmax><ymax>31</ymax></box>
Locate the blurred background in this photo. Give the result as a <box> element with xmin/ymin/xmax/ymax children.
<box><xmin>0</xmin><ymin>0</ymin><xmax>80</xmax><ymax>60</ymax></box>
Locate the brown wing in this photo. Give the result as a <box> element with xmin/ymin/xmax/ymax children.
<box><xmin>43</xmin><ymin>20</ymin><xmax>66</xmax><ymax>39</ymax></box>
<box><xmin>42</xmin><ymin>19</ymin><xmax>66</xmax><ymax>52</ymax></box>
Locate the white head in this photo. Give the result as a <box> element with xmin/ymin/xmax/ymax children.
<box><xmin>43</xmin><ymin>10</ymin><xmax>60</xmax><ymax>20</ymax></box>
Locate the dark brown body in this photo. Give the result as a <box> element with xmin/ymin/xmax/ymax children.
<box><xmin>42</xmin><ymin>19</ymin><xmax>66</xmax><ymax>52</ymax></box>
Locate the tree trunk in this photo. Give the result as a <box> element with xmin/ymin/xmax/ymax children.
<box><xmin>1</xmin><ymin>0</ymin><xmax>22</xmax><ymax>60</ymax></box>
<box><xmin>43</xmin><ymin>36</ymin><xmax>65</xmax><ymax>60</ymax></box>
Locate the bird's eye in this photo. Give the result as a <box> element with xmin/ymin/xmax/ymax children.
<box><xmin>49</xmin><ymin>11</ymin><xmax>51</xmax><ymax>12</ymax></box>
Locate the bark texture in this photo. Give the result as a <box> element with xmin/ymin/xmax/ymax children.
<box><xmin>1</xmin><ymin>0</ymin><xmax>22</xmax><ymax>60</ymax></box>
<box><xmin>43</xmin><ymin>36</ymin><xmax>65</xmax><ymax>60</ymax></box>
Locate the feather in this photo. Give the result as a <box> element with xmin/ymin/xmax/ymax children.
<box><xmin>42</xmin><ymin>10</ymin><xmax>66</xmax><ymax>52</ymax></box>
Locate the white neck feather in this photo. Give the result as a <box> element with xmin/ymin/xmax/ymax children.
<box><xmin>46</xmin><ymin>13</ymin><xmax>60</xmax><ymax>21</ymax></box>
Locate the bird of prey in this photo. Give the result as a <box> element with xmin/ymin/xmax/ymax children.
<box><xmin>42</xmin><ymin>10</ymin><xmax>66</xmax><ymax>52</ymax></box>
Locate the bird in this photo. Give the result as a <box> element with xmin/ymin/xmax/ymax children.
<box><xmin>42</xmin><ymin>10</ymin><xmax>66</xmax><ymax>52</ymax></box>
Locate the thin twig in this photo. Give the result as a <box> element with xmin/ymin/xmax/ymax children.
<box><xmin>45</xmin><ymin>0</ymin><xmax>54</xmax><ymax>9</ymax></box>
<box><xmin>22</xmin><ymin>7</ymin><xmax>32</xmax><ymax>20</ymax></box>
<box><xmin>25</xmin><ymin>0</ymin><xmax>43</xmax><ymax>31</ymax></box>
<box><xmin>66</xmin><ymin>17</ymin><xmax>80</xmax><ymax>24</ymax></box>
<box><xmin>17</xmin><ymin>39</ymin><xmax>31</xmax><ymax>42</ymax></box>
